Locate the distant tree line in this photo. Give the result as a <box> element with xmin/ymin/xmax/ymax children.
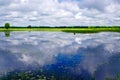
<box><xmin>26</xmin><ymin>26</ymin><xmax>118</xmax><ymax>28</ymax></box>
<box><xmin>1</xmin><ymin>23</ymin><xmax>120</xmax><ymax>28</ymax></box>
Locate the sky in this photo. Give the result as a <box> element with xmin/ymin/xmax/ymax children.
<box><xmin>0</xmin><ymin>0</ymin><xmax>120</xmax><ymax>26</ymax></box>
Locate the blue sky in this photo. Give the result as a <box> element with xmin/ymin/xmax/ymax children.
<box><xmin>0</xmin><ymin>0</ymin><xmax>120</xmax><ymax>26</ymax></box>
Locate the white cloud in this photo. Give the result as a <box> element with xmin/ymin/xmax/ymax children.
<box><xmin>0</xmin><ymin>0</ymin><xmax>120</xmax><ymax>26</ymax></box>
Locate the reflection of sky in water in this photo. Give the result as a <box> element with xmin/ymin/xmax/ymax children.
<box><xmin>0</xmin><ymin>32</ymin><xmax>120</xmax><ymax>79</ymax></box>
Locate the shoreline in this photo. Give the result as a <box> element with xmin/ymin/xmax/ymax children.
<box><xmin>0</xmin><ymin>27</ymin><xmax>120</xmax><ymax>33</ymax></box>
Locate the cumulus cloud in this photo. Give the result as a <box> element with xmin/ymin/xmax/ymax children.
<box><xmin>0</xmin><ymin>0</ymin><xmax>120</xmax><ymax>26</ymax></box>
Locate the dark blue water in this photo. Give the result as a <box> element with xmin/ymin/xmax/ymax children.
<box><xmin>0</xmin><ymin>31</ymin><xmax>120</xmax><ymax>80</ymax></box>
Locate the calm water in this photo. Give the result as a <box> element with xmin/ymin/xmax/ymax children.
<box><xmin>0</xmin><ymin>31</ymin><xmax>120</xmax><ymax>80</ymax></box>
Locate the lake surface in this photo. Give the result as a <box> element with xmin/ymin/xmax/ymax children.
<box><xmin>0</xmin><ymin>31</ymin><xmax>120</xmax><ymax>80</ymax></box>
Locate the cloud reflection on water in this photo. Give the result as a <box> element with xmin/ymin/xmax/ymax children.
<box><xmin>0</xmin><ymin>32</ymin><xmax>120</xmax><ymax>79</ymax></box>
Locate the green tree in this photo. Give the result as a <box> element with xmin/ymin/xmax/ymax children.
<box><xmin>27</xmin><ymin>25</ymin><xmax>31</xmax><ymax>28</ymax></box>
<box><xmin>5</xmin><ymin>23</ymin><xmax>10</xmax><ymax>29</ymax></box>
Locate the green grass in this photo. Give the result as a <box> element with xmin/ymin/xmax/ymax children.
<box><xmin>62</xmin><ymin>28</ymin><xmax>120</xmax><ymax>33</ymax></box>
<box><xmin>0</xmin><ymin>27</ymin><xmax>120</xmax><ymax>33</ymax></box>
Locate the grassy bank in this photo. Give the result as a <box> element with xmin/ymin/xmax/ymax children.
<box><xmin>62</xmin><ymin>27</ymin><xmax>120</xmax><ymax>33</ymax></box>
<box><xmin>0</xmin><ymin>27</ymin><xmax>120</xmax><ymax>33</ymax></box>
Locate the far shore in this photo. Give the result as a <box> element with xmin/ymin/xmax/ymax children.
<box><xmin>0</xmin><ymin>27</ymin><xmax>120</xmax><ymax>33</ymax></box>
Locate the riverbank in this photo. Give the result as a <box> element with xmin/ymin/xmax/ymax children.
<box><xmin>0</xmin><ymin>27</ymin><xmax>120</xmax><ymax>33</ymax></box>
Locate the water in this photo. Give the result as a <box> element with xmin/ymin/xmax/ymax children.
<box><xmin>0</xmin><ymin>31</ymin><xmax>120</xmax><ymax>80</ymax></box>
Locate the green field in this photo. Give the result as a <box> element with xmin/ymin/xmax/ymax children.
<box><xmin>0</xmin><ymin>27</ymin><xmax>120</xmax><ymax>33</ymax></box>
